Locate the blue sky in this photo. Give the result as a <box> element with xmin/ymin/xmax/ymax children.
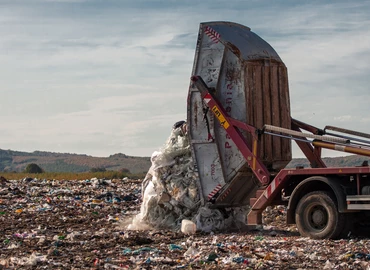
<box><xmin>1</xmin><ymin>0</ymin><xmax>370</xmax><ymax>157</ymax></box>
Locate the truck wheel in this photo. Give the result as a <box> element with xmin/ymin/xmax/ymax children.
<box><xmin>295</xmin><ymin>191</ymin><xmax>345</xmax><ymax>239</ymax></box>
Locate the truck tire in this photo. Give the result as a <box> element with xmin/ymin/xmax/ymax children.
<box><xmin>295</xmin><ymin>191</ymin><xmax>345</xmax><ymax>239</ymax></box>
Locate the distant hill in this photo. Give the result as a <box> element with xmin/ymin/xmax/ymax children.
<box><xmin>0</xmin><ymin>149</ymin><xmax>151</xmax><ymax>174</ymax></box>
<box><xmin>286</xmin><ymin>155</ymin><xmax>370</xmax><ymax>169</ymax></box>
<box><xmin>0</xmin><ymin>148</ymin><xmax>369</xmax><ymax>174</ymax></box>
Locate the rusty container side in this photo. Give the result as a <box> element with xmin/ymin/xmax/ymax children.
<box><xmin>244</xmin><ymin>61</ymin><xmax>291</xmax><ymax>170</ymax></box>
<box><xmin>187</xmin><ymin>21</ymin><xmax>292</xmax><ymax>206</ymax></box>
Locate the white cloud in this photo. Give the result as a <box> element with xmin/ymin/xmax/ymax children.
<box><xmin>0</xmin><ymin>0</ymin><xmax>369</xmax><ymax>158</ymax></box>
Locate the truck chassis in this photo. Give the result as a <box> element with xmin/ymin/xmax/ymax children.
<box><xmin>191</xmin><ymin>75</ymin><xmax>370</xmax><ymax>239</ymax></box>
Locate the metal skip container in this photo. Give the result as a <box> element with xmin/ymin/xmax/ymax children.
<box><xmin>187</xmin><ymin>22</ymin><xmax>292</xmax><ymax>207</ymax></box>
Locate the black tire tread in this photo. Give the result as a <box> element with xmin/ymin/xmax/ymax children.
<box><xmin>295</xmin><ymin>190</ymin><xmax>345</xmax><ymax>239</ymax></box>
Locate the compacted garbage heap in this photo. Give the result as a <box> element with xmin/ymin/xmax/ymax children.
<box><xmin>131</xmin><ymin>21</ymin><xmax>370</xmax><ymax>240</ymax></box>
<box><xmin>129</xmin><ymin>121</ymin><xmax>247</xmax><ymax>232</ymax></box>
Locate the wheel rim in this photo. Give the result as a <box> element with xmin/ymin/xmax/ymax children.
<box><xmin>306</xmin><ymin>204</ymin><xmax>328</xmax><ymax>231</ymax></box>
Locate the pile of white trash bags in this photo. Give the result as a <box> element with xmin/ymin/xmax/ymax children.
<box><xmin>128</xmin><ymin>121</ymin><xmax>248</xmax><ymax>233</ymax></box>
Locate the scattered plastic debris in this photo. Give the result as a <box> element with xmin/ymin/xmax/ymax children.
<box><xmin>1</xmin><ymin>122</ymin><xmax>370</xmax><ymax>268</ymax></box>
<box><xmin>1</xmin><ymin>174</ymin><xmax>370</xmax><ymax>268</ymax></box>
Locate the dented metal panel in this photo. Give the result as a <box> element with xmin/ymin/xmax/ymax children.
<box><xmin>188</xmin><ymin>27</ymin><xmax>226</xmax><ymax>204</ymax></box>
<box><xmin>187</xmin><ymin>21</ymin><xmax>291</xmax><ymax>206</ymax></box>
<box><xmin>214</xmin><ymin>48</ymin><xmax>246</xmax><ymax>181</ymax></box>
<box><xmin>204</xmin><ymin>22</ymin><xmax>282</xmax><ymax>61</ymax></box>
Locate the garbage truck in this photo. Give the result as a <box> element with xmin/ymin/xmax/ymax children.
<box><xmin>187</xmin><ymin>21</ymin><xmax>370</xmax><ymax>239</ymax></box>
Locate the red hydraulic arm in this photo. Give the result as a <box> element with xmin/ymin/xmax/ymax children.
<box><xmin>291</xmin><ymin>118</ymin><xmax>326</xmax><ymax>168</ymax></box>
<box><xmin>191</xmin><ymin>75</ymin><xmax>270</xmax><ymax>185</ymax></box>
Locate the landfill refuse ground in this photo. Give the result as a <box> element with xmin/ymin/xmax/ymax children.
<box><xmin>1</xmin><ymin>176</ymin><xmax>370</xmax><ymax>270</ymax></box>
<box><xmin>1</xmin><ymin>123</ymin><xmax>370</xmax><ymax>270</ymax></box>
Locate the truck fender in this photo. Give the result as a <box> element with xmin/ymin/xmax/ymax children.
<box><xmin>286</xmin><ymin>176</ymin><xmax>347</xmax><ymax>224</ymax></box>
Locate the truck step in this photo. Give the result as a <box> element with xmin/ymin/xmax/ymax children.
<box><xmin>250</xmin><ymin>197</ymin><xmax>257</xmax><ymax>206</ymax></box>
<box><xmin>247</xmin><ymin>210</ymin><xmax>262</xmax><ymax>225</ymax></box>
<box><xmin>249</xmin><ymin>189</ymin><xmax>266</xmax><ymax>207</ymax></box>
<box><xmin>255</xmin><ymin>189</ymin><xmax>265</xmax><ymax>198</ymax></box>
